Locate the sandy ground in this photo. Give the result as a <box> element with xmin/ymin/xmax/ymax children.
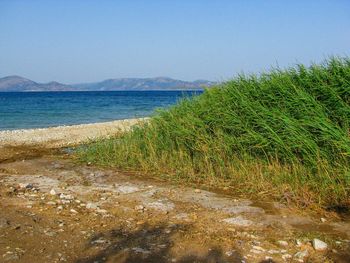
<box><xmin>0</xmin><ymin>122</ymin><xmax>350</xmax><ymax>263</ymax></box>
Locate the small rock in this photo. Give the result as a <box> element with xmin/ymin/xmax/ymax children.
<box><xmin>18</xmin><ymin>183</ymin><xmax>33</xmax><ymax>189</ymax></box>
<box><xmin>47</xmin><ymin>201</ymin><xmax>56</xmax><ymax>206</ymax></box>
<box><xmin>60</xmin><ymin>193</ymin><xmax>74</xmax><ymax>200</ymax></box>
<box><xmin>282</xmin><ymin>254</ymin><xmax>292</xmax><ymax>260</ymax></box>
<box><xmin>50</xmin><ymin>189</ymin><xmax>57</xmax><ymax>195</ymax></box>
<box><xmin>115</xmin><ymin>185</ymin><xmax>140</xmax><ymax>194</ymax></box>
<box><xmin>134</xmin><ymin>205</ymin><xmax>144</xmax><ymax>211</ymax></box>
<box><xmin>70</xmin><ymin>209</ymin><xmax>78</xmax><ymax>214</ymax></box>
<box><xmin>294</xmin><ymin>250</ymin><xmax>309</xmax><ymax>259</ymax></box>
<box><xmin>250</xmin><ymin>249</ymin><xmax>262</xmax><ymax>254</ymax></box>
<box><xmin>277</xmin><ymin>240</ymin><xmax>288</xmax><ymax>247</ymax></box>
<box><xmin>91</xmin><ymin>238</ymin><xmax>107</xmax><ymax>244</ymax></box>
<box><xmin>194</xmin><ymin>189</ymin><xmax>201</xmax><ymax>193</ymax></box>
<box><xmin>86</xmin><ymin>203</ymin><xmax>98</xmax><ymax>210</ymax></box>
<box><xmin>131</xmin><ymin>247</ymin><xmax>151</xmax><ymax>254</ymax></box>
<box><xmin>252</xmin><ymin>246</ymin><xmax>265</xmax><ymax>252</ymax></box>
<box><xmin>320</xmin><ymin>218</ymin><xmax>327</xmax><ymax>223</ymax></box>
<box><xmin>312</xmin><ymin>239</ymin><xmax>327</xmax><ymax>251</ymax></box>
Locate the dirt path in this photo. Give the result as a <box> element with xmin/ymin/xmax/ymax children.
<box><xmin>0</xmin><ymin>124</ymin><xmax>349</xmax><ymax>262</ymax></box>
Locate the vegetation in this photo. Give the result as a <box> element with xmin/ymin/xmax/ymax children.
<box><xmin>80</xmin><ymin>57</ymin><xmax>350</xmax><ymax>210</ymax></box>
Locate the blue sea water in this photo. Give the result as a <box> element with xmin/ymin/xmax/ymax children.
<box><xmin>0</xmin><ymin>91</ymin><xmax>201</xmax><ymax>130</ymax></box>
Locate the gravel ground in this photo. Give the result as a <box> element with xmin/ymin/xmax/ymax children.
<box><xmin>1</xmin><ymin>155</ymin><xmax>349</xmax><ymax>262</ymax></box>
<box><xmin>0</xmin><ymin>118</ymin><xmax>147</xmax><ymax>148</ymax></box>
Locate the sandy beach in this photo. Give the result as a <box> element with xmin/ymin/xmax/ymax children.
<box><xmin>0</xmin><ymin>118</ymin><xmax>147</xmax><ymax>148</ymax></box>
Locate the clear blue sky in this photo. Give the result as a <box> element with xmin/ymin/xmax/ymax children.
<box><xmin>0</xmin><ymin>0</ymin><xmax>349</xmax><ymax>84</ymax></box>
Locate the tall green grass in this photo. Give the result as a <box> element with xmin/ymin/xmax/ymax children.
<box><xmin>80</xmin><ymin>57</ymin><xmax>350</xmax><ymax>209</ymax></box>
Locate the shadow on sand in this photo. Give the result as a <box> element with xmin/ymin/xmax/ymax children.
<box><xmin>75</xmin><ymin>222</ymin><xmax>276</xmax><ymax>263</ymax></box>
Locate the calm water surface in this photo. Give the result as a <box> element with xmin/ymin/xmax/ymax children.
<box><xmin>0</xmin><ymin>91</ymin><xmax>201</xmax><ymax>130</ymax></box>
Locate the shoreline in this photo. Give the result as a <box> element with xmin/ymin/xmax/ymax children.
<box><xmin>0</xmin><ymin>118</ymin><xmax>147</xmax><ymax>148</ymax></box>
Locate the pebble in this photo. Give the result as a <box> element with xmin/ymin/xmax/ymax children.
<box><xmin>70</xmin><ymin>209</ymin><xmax>78</xmax><ymax>214</ymax></box>
<box><xmin>86</xmin><ymin>203</ymin><xmax>98</xmax><ymax>210</ymax></box>
<box><xmin>91</xmin><ymin>238</ymin><xmax>107</xmax><ymax>244</ymax></box>
<box><xmin>252</xmin><ymin>246</ymin><xmax>265</xmax><ymax>252</ymax></box>
<box><xmin>312</xmin><ymin>239</ymin><xmax>328</xmax><ymax>251</ymax></box>
<box><xmin>250</xmin><ymin>249</ymin><xmax>262</xmax><ymax>254</ymax></box>
<box><xmin>131</xmin><ymin>247</ymin><xmax>151</xmax><ymax>254</ymax></box>
<box><xmin>50</xmin><ymin>189</ymin><xmax>57</xmax><ymax>195</ymax></box>
<box><xmin>194</xmin><ymin>189</ymin><xmax>201</xmax><ymax>193</ymax></box>
<box><xmin>60</xmin><ymin>193</ymin><xmax>74</xmax><ymax>200</ymax></box>
<box><xmin>18</xmin><ymin>183</ymin><xmax>33</xmax><ymax>189</ymax></box>
<box><xmin>320</xmin><ymin>217</ymin><xmax>327</xmax><ymax>223</ymax></box>
<box><xmin>225</xmin><ymin>251</ymin><xmax>235</xmax><ymax>256</ymax></box>
<box><xmin>47</xmin><ymin>201</ymin><xmax>56</xmax><ymax>206</ymax></box>
<box><xmin>134</xmin><ymin>205</ymin><xmax>144</xmax><ymax>211</ymax></box>
<box><xmin>282</xmin><ymin>254</ymin><xmax>292</xmax><ymax>260</ymax></box>
<box><xmin>294</xmin><ymin>250</ymin><xmax>309</xmax><ymax>259</ymax></box>
<box><xmin>277</xmin><ymin>240</ymin><xmax>288</xmax><ymax>247</ymax></box>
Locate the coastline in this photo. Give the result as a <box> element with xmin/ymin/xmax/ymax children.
<box><xmin>0</xmin><ymin>118</ymin><xmax>147</xmax><ymax>148</ymax></box>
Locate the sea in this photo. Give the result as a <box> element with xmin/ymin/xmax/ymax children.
<box><xmin>0</xmin><ymin>91</ymin><xmax>202</xmax><ymax>130</ymax></box>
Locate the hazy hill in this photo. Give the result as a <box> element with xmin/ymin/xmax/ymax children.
<box><xmin>0</xmin><ymin>76</ymin><xmax>214</xmax><ymax>91</ymax></box>
<box><xmin>73</xmin><ymin>77</ymin><xmax>213</xmax><ymax>90</ymax></box>
<box><xmin>0</xmin><ymin>76</ymin><xmax>72</xmax><ymax>92</ymax></box>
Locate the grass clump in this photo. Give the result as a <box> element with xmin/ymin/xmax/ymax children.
<box><xmin>80</xmin><ymin>57</ymin><xmax>350</xmax><ymax>209</ymax></box>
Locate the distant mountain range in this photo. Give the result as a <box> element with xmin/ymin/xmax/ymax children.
<box><xmin>0</xmin><ymin>76</ymin><xmax>215</xmax><ymax>92</ymax></box>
